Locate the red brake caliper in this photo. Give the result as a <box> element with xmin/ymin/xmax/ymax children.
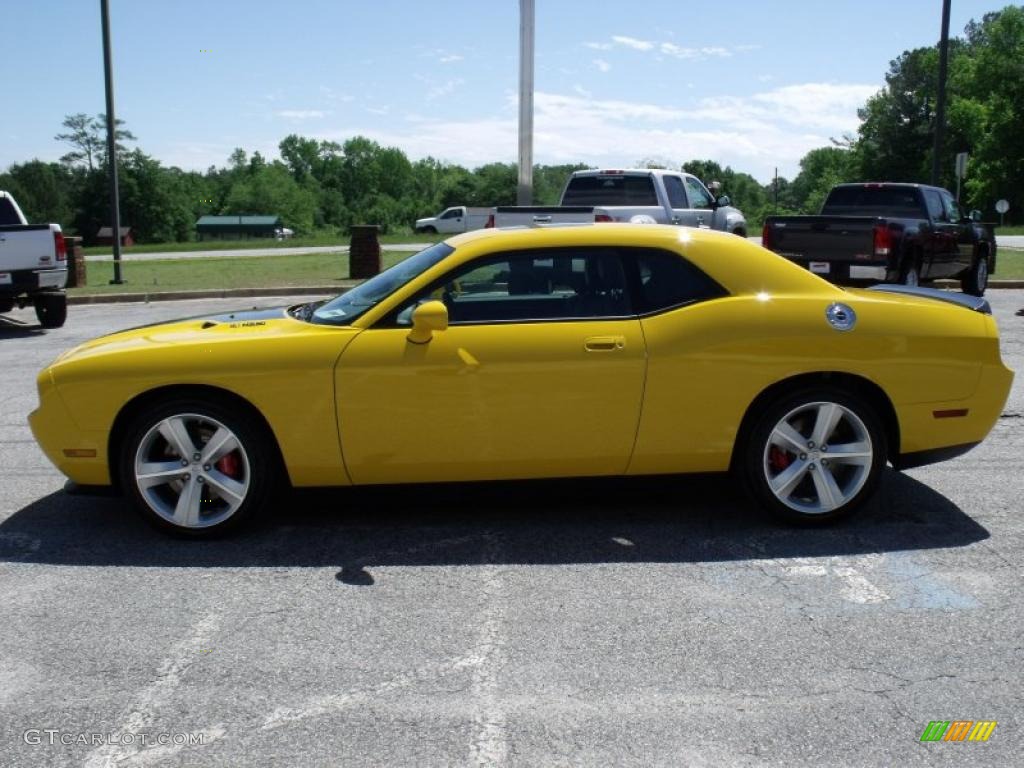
<box><xmin>215</xmin><ymin>452</ymin><xmax>241</xmax><ymax>479</ymax></box>
<box><xmin>769</xmin><ymin>446</ymin><xmax>792</xmax><ymax>472</ymax></box>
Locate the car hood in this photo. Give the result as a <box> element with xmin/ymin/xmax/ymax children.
<box><xmin>51</xmin><ymin>305</ymin><xmax>337</xmax><ymax>365</ymax></box>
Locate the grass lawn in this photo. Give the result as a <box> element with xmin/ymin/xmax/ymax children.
<box><xmin>81</xmin><ymin>231</ymin><xmax>440</xmax><ymax>256</ymax></box>
<box><xmin>995</xmin><ymin>226</ymin><xmax>1024</xmax><ymax>236</ymax></box>
<box><xmin>70</xmin><ymin>251</ymin><xmax>412</xmax><ymax>295</ymax></box>
<box><xmin>996</xmin><ymin>247</ymin><xmax>1024</xmax><ymax>278</ymax></box>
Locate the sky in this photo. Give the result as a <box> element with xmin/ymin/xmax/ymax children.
<box><xmin>2</xmin><ymin>0</ymin><xmax>1014</xmax><ymax>183</ymax></box>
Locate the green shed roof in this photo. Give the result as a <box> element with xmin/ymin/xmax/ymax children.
<box><xmin>196</xmin><ymin>215</ymin><xmax>281</xmax><ymax>227</ymax></box>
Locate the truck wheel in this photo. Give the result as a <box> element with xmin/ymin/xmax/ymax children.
<box><xmin>960</xmin><ymin>254</ymin><xmax>988</xmax><ymax>297</ymax></box>
<box><xmin>732</xmin><ymin>228</ymin><xmax>747</xmax><ymax>238</ymax></box>
<box><xmin>421</xmin><ymin>226</ymin><xmax>436</xmax><ymax>235</ymax></box>
<box><xmin>34</xmin><ymin>293</ymin><xmax>67</xmax><ymax>329</ymax></box>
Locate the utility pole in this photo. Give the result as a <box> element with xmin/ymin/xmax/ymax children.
<box><xmin>931</xmin><ymin>0</ymin><xmax>952</xmax><ymax>186</ymax></box>
<box><xmin>101</xmin><ymin>0</ymin><xmax>124</xmax><ymax>283</ymax></box>
<box><xmin>517</xmin><ymin>0</ymin><xmax>535</xmax><ymax>205</ymax></box>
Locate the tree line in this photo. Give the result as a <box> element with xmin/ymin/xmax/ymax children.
<box><xmin>2</xmin><ymin>5</ymin><xmax>1020</xmax><ymax>243</ymax></box>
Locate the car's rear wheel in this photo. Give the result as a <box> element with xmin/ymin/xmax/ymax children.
<box><xmin>961</xmin><ymin>253</ymin><xmax>988</xmax><ymax>297</ymax></box>
<box><xmin>34</xmin><ymin>292</ymin><xmax>67</xmax><ymax>329</ymax></box>
<box><xmin>120</xmin><ymin>398</ymin><xmax>276</xmax><ymax>536</ymax></box>
<box><xmin>741</xmin><ymin>389</ymin><xmax>886</xmax><ymax>524</ymax></box>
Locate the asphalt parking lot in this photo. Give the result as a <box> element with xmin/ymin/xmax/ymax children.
<box><xmin>1</xmin><ymin>292</ymin><xmax>1022</xmax><ymax>767</ymax></box>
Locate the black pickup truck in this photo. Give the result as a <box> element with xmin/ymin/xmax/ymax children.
<box><xmin>761</xmin><ymin>183</ymin><xmax>996</xmax><ymax>296</ymax></box>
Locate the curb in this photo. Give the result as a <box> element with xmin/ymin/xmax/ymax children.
<box><xmin>66</xmin><ymin>280</ymin><xmax>1024</xmax><ymax>305</ymax></box>
<box><xmin>67</xmin><ymin>285</ymin><xmax>353</xmax><ymax>305</ymax></box>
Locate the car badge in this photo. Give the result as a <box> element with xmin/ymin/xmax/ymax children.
<box><xmin>825</xmin><ymin>302</ymin><xmax>857</xmax><ymax>331</ymax></box>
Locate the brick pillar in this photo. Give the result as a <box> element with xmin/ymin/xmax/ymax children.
<box><xmin>64</xmin><ymin>236</ymin><xmax>87</xmax><ymax>287</ymax></box>
<box><xmin>349</xmin><ymin>225</ymin><xmax>381</xmax><ymax>279</ymax></box>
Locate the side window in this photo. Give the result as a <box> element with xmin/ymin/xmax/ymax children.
<box><xmin>684</xmin><ymin>177</ymin><xmax>713</xmax><ymax>209</ymax></box>
<box><xmin>940</xmin><ymin>191</ymin><xmax>961</xmax><ymax>223</ymax></box>
<box><xmin>663</xmin><ymin>176</ymin><xmax>688</xmax><ymax>209</ymax></box>
<box><xmin>440</xmin><ymin>208</ymin><xmax>460</xmax><ymax>220</ymax></box>
<box><xmin>924</xmin><ymin>190</ymin><xmax>945</xmax><ymax>221</ymax></box>
<box><xmin>396</xmin><ymin>249</ymin><xmax>631</xmax><ymax>324</ymax></box>
<box><xmin>629</xmin><ymin>249</ymin><xmax>727</xmax><ymax>314</ymax></box>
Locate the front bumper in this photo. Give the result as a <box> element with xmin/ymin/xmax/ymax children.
<box><xmin>28</xmin><ymin>370</ymin><xmax>112</xmax><ymax>486</ymax></box>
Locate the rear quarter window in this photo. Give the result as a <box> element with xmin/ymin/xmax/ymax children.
<box><xmin>627</xmin><ymin>248</ymin><xmax>728</xmax><ymax>314</ymax></box>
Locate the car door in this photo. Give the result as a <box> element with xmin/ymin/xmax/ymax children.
<box><xmin>663</xmin><ymin>174</ymin><xmax>701</xmax><ymax>228</ymax></box>
<box><xmin>939</xmin><ymin>189</ymin><xmax>974</xmax><ymax>275</ymax></box>
<box><xmin>922</xmin><ymin>189</ymin><xmax>959</xmax><ymax>278</ymax></box>
<box><xmin>434</xmin><ymin>207</ymin><xmax>462</xmax><ymax>234</ymax></box>
<box><xmin>335</xmin><ymin>247</ymin><xmax>647</xmax><ymax>485</ymax></box>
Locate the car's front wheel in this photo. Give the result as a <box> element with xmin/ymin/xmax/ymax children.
<box><xmin>120</xmin><ymin>398</ymin><xmax>277</xmax><ymax>536</ymax></box>
<box><xmin>741</xmin><ymin>390</ymin><xmax>886</xmax><ymax>524</ymax></box>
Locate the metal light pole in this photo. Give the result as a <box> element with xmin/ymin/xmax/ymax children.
<box><xmin>931</xmin><ymin>0</ymin><xmax>952</xmax><ymax>186</ymax></box>
<box><xmin>101</xmin><ymin>0</ymin><xmax>124</xmax><ymax>283</ymax></box>
<box><xmin>517</xmin><ymin>0</ymin><xmax>535</xmax><ymax>205</ymax></box>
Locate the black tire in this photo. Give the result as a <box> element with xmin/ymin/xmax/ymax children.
<box><xmin>960</xmin><ymin>253</ymin><xmax>989</xmax><ymax>297</ymax></box>
<box><xmin>119</xmin><ymin>396</ymin><xmax>278</xmax><ymax>537</ymax></box>
<box><xmin>422</xmin><ymin>226</ymin><xmax>437</xmax><ymax>234</ymax></box>
<box><xmin>732</xmin><ymin>228</ymin><xmax>747</xmax><ymax>238</ymax></box>
<box><xmin>34</xmin><ymin>293</ymin><xmax>67</xmax><ymax>329</ymax></box>
<box><xmin>738</xmin><ymin>388</ymin><xmax>887</xmax><ymax>525</ymax></box>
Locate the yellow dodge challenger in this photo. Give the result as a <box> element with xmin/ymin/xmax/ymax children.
<box><xmin>29</xmin><ymin>225</ymin><xmax>1013</xmax><ymax>536</ymax></box>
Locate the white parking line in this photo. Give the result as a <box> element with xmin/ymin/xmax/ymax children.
<box><xmin>83</xmin><ymin>612</ymin><xmax>225</xmax><ymax>768</ymax></box>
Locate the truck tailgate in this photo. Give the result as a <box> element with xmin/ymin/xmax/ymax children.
<box><xmin>764</xmin><ymin>216</ymin><xmax>882</xmax><ymax>277</ymax></box>
<box><xmin>493</xmin><ymin>206</ymin><xmax>595</xmax><ymax>228</ymax></box>
<box><xmin>0</xmin><ymin>224</ymin><xmax>61</xmax><ymax>272</ymax></box>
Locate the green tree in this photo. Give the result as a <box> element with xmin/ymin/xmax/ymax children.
<box><xmin>55</xmin><ymin>113</ymin><xmax>136</xmax><ymax>171</ymax></box>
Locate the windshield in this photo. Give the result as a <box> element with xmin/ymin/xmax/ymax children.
<box><xmin>310</xmin><ymin>241</ymin><xmax>454</xmax><ymax>325</ymax></box>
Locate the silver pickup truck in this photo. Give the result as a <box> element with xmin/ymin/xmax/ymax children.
<box><xmin>490</xmin><ymin>169</ymin><xmax>747</xmax><ymax>235</ymax></box>
<box><xmin>0</xmin><ymin>191</ymin><xmax>68</xmax><ymax>328</ymax></box>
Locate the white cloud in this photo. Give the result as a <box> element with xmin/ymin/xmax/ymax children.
<box><xmin>314</xmin><ymin>83</ymin><xmax>876</xmax><ymax>182</ymax></box>
<box><xmin>439</xmin><ymin>54</ymin><xmax>463</xmax><ymax>63</ymax></box>
<box><xmin>593</xmin><ymin>58</ymin><xmax>611</xmax><ymax>73</ymax></box>
<box><xmin>426</xmin><ymin>78</ymin><xmax>464</xmax><ymax>101</ymax></box>
<box><xmin>365</xmin><ymin>106</ymin><xmax>390</xmax><ymax>116</ymax></box>
<box><xmin>274</xmin><ymin>109</ymin><xmax>328</xmax><ymax>120</ymax></box>
<box><xmin>573</xmin><ymin>84</ymin><xmax>593</xmax><ymax>98</ymax></box>
<box><xmin>611</xmin><ymin>35</ymin><xmax>654</xmax><ymax>51</ymax></box>
<box><xmin>589</xmin><ymin>37</ymin><xmax>752</xmax><ymax>61</ymax></box>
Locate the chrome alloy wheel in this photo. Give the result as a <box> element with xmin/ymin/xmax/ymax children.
<box><xmin>133</xmin><ymin>413</ymin><xmax>251</xmax><ymax>529</ymax></box>
<box><xmin>762</xmin><ymin>401</ymin><xmax>873</xmax><ymax>515</ymax></box>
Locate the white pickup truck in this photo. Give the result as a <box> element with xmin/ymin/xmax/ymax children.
<box><xmin>415</xmin><ymin>206</ymin><xmax>492</xmax><ymax>235</ymax></box>
<box><xmin>0</xmin><ymin>191</ymin><xmax>68</xmax><ymax>328</ymax></box>
<box><xmin>489</xmin><ymin>169</ymin><xmax>748</xmax><ymax>235</ymax></box>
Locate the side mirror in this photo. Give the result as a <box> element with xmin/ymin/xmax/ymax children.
<box><xmin>970</xmin><ymin>209</ymin><xmax>982</xmax><ymax>222</ymax></box>
<box><xmin>407</xmin><ymin>300</ymin><xmax>448</xmax><ymax>344</ymax></box>
<box><xmin>716</xmin><ymin>195</ymin><xmax>731</xmax><ymax>208</ymax></box>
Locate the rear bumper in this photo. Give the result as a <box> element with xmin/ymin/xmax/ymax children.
<box><xmin>0</xmin><ymin>267</ymin><xmax>67</xmax><ymax>295</ymax></box>
<box><xmin>788</xmin><ymin>259</ymin><xmax>888</xmax><ymax>282</ymax></box>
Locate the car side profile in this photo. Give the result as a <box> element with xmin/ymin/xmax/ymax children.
<box><xmin>29</xmin><ymin>225</ymin><xmax>1013</xmax><ymax>536</ymax></box>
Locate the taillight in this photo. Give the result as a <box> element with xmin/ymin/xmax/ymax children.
<box><xmin>761</xmin><ymin>222</ymin><xmax>773</xmax><ymax>249</ymax></box>
<box><xmin>873</xmin><ymin>223</ymin><xmax>892</xmax><ymax>257</ymax></box>
<box><xmin>595</xmin><ymin>213</ymin><xmax>612</xmax><ymax>223</ymax></box>
<box><xmin>54</xmin><ymin>231</ymin><xmax>67</xmax><ymax>261</ymax></box>
<box><xmin>485</xmin><ymin>214</ymin><xmax>495</xmax><ymax>228</ymax></box>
